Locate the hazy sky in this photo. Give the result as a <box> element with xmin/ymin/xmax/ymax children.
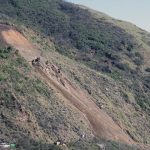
<box><xmin>66</xmin><ymin>0</ymin><xmax>150</xmax><ymax>32</ymax></box>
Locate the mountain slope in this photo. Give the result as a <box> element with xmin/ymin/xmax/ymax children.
<box><xmin>0</xmin><ymin>23</ymin><xmax>136</xmax><ymax>149</ymax></box>
<box><xmin>0</xmin><ymin>0</ymin><xmax>150</xmax><ymax>149</ymax></box>
<box><xmin>0</xmin><ymin>25</ymin><xmax>139</xmax><ymax>150</ymax></box>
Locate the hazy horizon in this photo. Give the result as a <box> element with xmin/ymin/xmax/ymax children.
<box><xmin>66</xmin><ymin>0</ymin><xmax>150</xmax><ymax>32</ymax></box>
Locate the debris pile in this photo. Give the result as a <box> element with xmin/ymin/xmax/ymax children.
<box><xmin>32</xmin><ymin>57</ymin><xmax>66</xmax><ymax>87</ymax></box>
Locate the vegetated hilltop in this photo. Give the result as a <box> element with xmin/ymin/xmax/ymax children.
<box><xmin>0</xmin><ymin>0</ymin><xmax>150</xmax><ymax>149</ymax></box>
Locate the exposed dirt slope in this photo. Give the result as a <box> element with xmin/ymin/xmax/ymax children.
<box><xmin>0</xmin><ymin>24</ymin><xmax>135</xmax><ymax>145</ymax></box>
<box><xmin>0</xmin><ymin>24</ymin><xmax>40</xmax><ymax>61</ymax></box>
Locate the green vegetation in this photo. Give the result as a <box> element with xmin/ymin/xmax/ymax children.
<box><xmin>0</xmin><ymin>46</ymin><xmax>12</xmax><ymax>59</ymax></box>
<box><xmin>0</xmin><ymin>46</ymin><xmax>61</xmax><ymax>150</ymax></box>
<box><xmin>17</xmin><ymin>136</ymin><xmax>61</xmax><ymax>150</ymax></box>
<box><xmin>0</xmin><ymin>0</ymin><xmax>140</xmax><ymax>73</ymax></box>
<box><xmin>0</xmin><ymin>0</ymin><xmax>150</xmax><ymax>149</ymax></box>
<box><xmin>0</xmin><ymin>46</ymin><xmax>98</xmax><ymax>149</ymax></box>
<box><xmin>145</xmin><ymin>68</ymin><xmax>150</xmax><ymax>72</ymax></box>
<box><xmin>69</xmin><ymin>138</ymin><xmax>138</xmax><ymax>150</ymax></box>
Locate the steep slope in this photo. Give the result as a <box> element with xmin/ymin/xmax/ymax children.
<box><xmin>0</xmin><ymin>0</ymin><xmax>150</xmax><ymax>149</ymax></box>
<box><xmin>0</xmin><ymin>25</ymin><xmax>138</xmax><ymax>150</ymax></box>
<box><xmin>0</xmin><ymin>34</ymin><xmax>93</xmax><ymax>150</ymax></box>
<box><xmin>0</xmin><ymin>24</ymin><xmax>134</xmax><ymax>144</ymax></box>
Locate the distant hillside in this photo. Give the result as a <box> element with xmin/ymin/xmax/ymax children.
<box><xmin>0</xmin><ymin>0</ymin><xmax>150</xmax><ymax>150</ymax></box>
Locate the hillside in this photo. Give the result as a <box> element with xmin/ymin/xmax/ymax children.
<box><xmin>0</xmin><ymin>0</ymin><xmax>150</xmax><ymax>150</ymax></box>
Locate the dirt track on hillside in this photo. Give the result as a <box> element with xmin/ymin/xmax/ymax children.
<box><xmin>0</xmin><ymin>24</ymin><xmax>135</xmax><ymax>145</ymax></box>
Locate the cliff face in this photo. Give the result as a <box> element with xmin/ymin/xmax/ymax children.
<box><xmin>0</xmin><ymin>0</ymin><xmax>150</xmax><ymax>150</ymax></box>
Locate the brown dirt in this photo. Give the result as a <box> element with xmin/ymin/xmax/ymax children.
<box><xmin>0</xmin><ymin>24</ymin><xmax>136</xmax><ymax>146</ymax></box>
<box><xmin>0</xmin><ymin>24</ymin><xmax>40</xmax><ymax>61</ymax></box>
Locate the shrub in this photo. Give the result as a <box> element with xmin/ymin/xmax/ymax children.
<box><xmin>0</xmin><ymin>47</ymin><xmax>13</xmax><ymax>59</ymax></box>
<box><xmin>133</xmin><ymin>58</ymin><xmax>143</xmax><ymax>66</ymax></box>
<box><xmin>101</xmin><ymin>66</ymin><xmax>112</xmax><ymax>73</ymax></box>
<box><xmin>143</xmin><ymin>76</ymin><xmax>150</xmax><ymax>89</ymax></box>
<box><xmin>105</xmin><ymin>52</ymin><xmax>120</xmax><ymax>61</ymax></box>
<box><xmin>113</xmin><ymin>61</ymin><xmax>130</xmax><ymax>71</ymax></box>
<box><xmin>0</xmin><ymin>73</ymin><xmax>7</xmax><ymax>81</ymax></box>
<box><xmin>15</xmin><ymin>135</ymin><xmax>61</xmax><ymax>150</ymax></box>
<box><xmin>145</xmin><ymin>68</ymin><xmax>150</xmax><ymax>72</ymax></box>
